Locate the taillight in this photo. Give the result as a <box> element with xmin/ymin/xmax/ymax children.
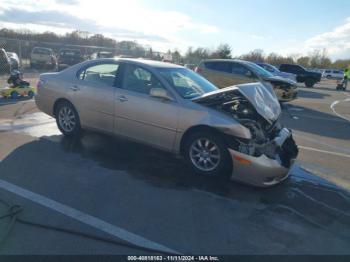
<box><xmin>194</xmin><ymin>66</ymin><xmax>202</xmax><ymax>73</ymax></box>
<box><xmin>37</xmin><ymin>79</ymin><xmax>44</xmax><ymax>89</ymax></box>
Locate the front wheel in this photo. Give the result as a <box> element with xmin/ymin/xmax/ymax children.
<box><xmin>55</xmin><ymin>101</ymin><xmax>81</xmax><ymax>136</ymax></box>
<box><xmin>184</xmin><ymin>131</ymin><xmax>232</xmax><ymax>178</ymax></box>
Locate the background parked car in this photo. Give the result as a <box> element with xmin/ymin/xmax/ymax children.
<box><xmin>58</xmin><ymin>49</ymin><xmax>84</xmax><ymax>71</ymax></box>
<box><xmin>184</xmin><ymin>64</ymin><xmax>196</xmax><ymax>70</ymax></box>
<box><xmin>196</xmin><ymin>59</ymin><xmax>297</xmax><ymax>102</ymax></box>
<box><xmin>7</xmin><ymin>52</ymin><xmax>19</xmax><ymax>70</ymax></box>
<box><xmin>90</xmin><ymin>51</ymin><xmax>114</xmax><ymax>59</ymax></box>
<box><xmin>256</xmin><ymin>62</ymin><xmax>296</xmax><ymax>81</ymax></box>
<box><xmin>322</xmin><ymin>69</ymin><xmax>343</xmax><ymax>79</ymax></box>
<box><xmin>279</xmin><ymin>64</ymin><xmax>321</xmax><ymax>87</ymax></box>
<box><xmin>30</xmin><ymin>47</ymin><xmax>57</xmax><ymax>69</ymax></box>
<box><xmin>0</xmin><ymin>48</ymin><xmax>11</xmax><ymax>75</ymax></box>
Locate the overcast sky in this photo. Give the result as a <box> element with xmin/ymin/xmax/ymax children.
<box><xmin>1</xmin><ymin>0</ymin><xmax>350</xmax><ymax>60</ymax></box>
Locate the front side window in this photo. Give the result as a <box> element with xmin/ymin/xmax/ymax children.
<box><xmin>79</xmin><ymin>63</ymin><xmax>119</xmax><ymax>86</ymax></box>
<box><xmin>231</xmin><ymin>63</ymin><xmax>251</xmax><ymax>76</ymax></box>
<box><xmin>158</xmin><ymin>68</ymin><xmax>218</xmax><ymax>99</ymax></box>
<box><xmin>123</xmin><ymin>64</ymin><xmax>165</xmax><ymax>94</ymax></box>
<box><xmin>245</xmin><ymin>62</ymin><xmax>273</xmax><ymax>78</ymax></box>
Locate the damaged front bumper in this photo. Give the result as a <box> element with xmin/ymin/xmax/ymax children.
<box><xmin>228</xmin><ymin>128</ymin><xmax>298</xmax><ymax>187</ymax></box>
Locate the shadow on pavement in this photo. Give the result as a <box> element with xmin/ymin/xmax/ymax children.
<box><xmin>2</xmin><ymin>132</ymin><xmax>350</xmax><ymax>228</ymax></box>
<box><xmin>0</xmin><ymin>132</ymin><xmax>350</xmax><ymax>253</ymax></box>
<box><xmin>297</xmin><ymin>89</ymin><xmax>331</xmax><ymax>99</ymax></box>
<box><xmin>281</xmin><ymin>104</ymin><xmax>350</xmax><ymax>140</ymax></box>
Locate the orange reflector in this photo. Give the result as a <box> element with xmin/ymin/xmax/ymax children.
<box><xmin>233</xmin><ymin>155</ymin><xmax>252</xmax><ymax>165</ymax></box>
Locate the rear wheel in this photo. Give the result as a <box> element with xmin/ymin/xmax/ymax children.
<box><xmin>184</xmin><ymin>131</ymin><xmax>232</xmax><ymax>178</ymax></box>
<box><xmin>305</xmin><ymin>79</ymin><xmax>315</xmax><ymax>88</ymax></box>
<box><xmin>55</xmin><ymin>101</ymin><xmax>81</xmax><ymax>136</ymax></box>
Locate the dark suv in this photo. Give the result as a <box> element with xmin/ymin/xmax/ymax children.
<box><xmin>57</xmin><ymin>49</ymin><xmax>84</xmax><ymax>71</ymax></box>
<box><xmin>279</xmin><ymin>64</ymin><xmax>321</xmax><ymax>88</ymax></box>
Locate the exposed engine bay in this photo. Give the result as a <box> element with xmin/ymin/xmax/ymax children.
<box><xmin>194</xmin><ymin>84</ymin><xmax>298</xmax><ymax>168</ymax></box>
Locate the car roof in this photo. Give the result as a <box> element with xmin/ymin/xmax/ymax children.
<box><xmin>92</xmin><ymin>58</ymin><xmax>183</xmax><ymax>69</ymax></box>
<box><xmin>59</xmin><ymin>48</ymin><xmax>81</xmax><ymax>51</ymax></box>
<box><xmin>200</xmin><ymin>59</ymin><xmax>254</xmax><ymax>66</ymax></box>
<box><xmin>33</xmin><ymin>47</ymin><xmax>52</xmax><ymax>50</ymax></box>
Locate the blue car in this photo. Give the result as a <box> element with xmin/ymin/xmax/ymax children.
<box><xmin>256</xmin><ymin>62</ymin><xmax>296</xmax><ymax>82</ymax></box>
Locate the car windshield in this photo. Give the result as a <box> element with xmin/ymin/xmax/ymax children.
<box><xmin>246</xmin><ymin>62</ymin><xmax>274</xmax><ymax>78</ymax></box>
<box><xmin>157</xmin><ymin>67</ymin><xmax>218</xmax><ymax>99</ymax></box>
<box><xmin>33</xmin><ymin>48</ymin><xmax>51</xmax><ymax>55</ymax></box>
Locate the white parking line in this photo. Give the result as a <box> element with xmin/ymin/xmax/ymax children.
<box><xmin>330</xmin><ymin>98</ymin><xmax>350</xmax><ymax>122</ymax></box>
<box><xmin>299</xmin><ymin>146</ymin><xmax>350</xmax><ymax>158</ymax></box>
<box><xmin>0</xmin><ymin>179</ymin><xmax>180</xmax><ymax>255</ymax></box>
<box><xmin>293</xmin><ymin>133</ymin><xmax>350</xmax><ymax>154</ymax></box>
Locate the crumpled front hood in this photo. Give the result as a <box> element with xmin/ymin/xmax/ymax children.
<box><xmin>192</xmin><ymin>82</ymin><xmax>281</xmax><ymax>123</ymax></box>
<box><xmin>263</xmin><ymin>75</ymin><xmax>296</xmax><ymax>85</ymax></box>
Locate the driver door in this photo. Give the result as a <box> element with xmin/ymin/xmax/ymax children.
<box><xmin>114</xmin><ymin>64</ymin><xmax>179</xmax><ymax>151</ymax></box>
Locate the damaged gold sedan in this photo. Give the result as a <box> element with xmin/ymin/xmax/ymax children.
<box><xmin>35</xmin><ymin>58</ymin><xmax>298</xmax><ymax>187</ymax></box>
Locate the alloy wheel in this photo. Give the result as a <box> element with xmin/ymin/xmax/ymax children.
<box><xmin>58</xmin><ymin>106</ymin><xmax>76</xmax><ymax>133</ymax></box>
<box><xmin>189</xmin><ymin>138</ymin><xmax>221</xmax><ymax>172</ymax></box>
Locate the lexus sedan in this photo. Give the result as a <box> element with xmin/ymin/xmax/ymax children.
<box><xmin>35</xmin><ymin>58</ymin><xmax>298</xmax><ymax>187</ymax></box>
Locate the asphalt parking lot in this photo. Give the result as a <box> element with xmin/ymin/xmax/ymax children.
<box><xmin>0</xmin><ymin>78</ymin><xmax>349</xmax><ymax>255</ymax></box>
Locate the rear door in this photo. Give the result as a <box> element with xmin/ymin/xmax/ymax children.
<box><xmin>72</xmin><ymin>61</ymin><xmax>120</xmax><ymax>132</ymax></box>
<box><xmin>201</xmin><ymin>61</ymin><xmax>237</xmax><ymax>88</ymax></box>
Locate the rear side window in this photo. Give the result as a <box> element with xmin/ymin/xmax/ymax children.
<box><xmin>204</xmin><ymin>62</ymin><xmax>231</xmax><ymax>73</ymax></box>
<box><xmin>79</xmin><ymin>63</ymin><xmax>119</xmax><ymax>86</ymax></box>
<box><xmin>281</xmin><ymin>64</ymin><xmax>302</xmax><ymax>73</ymax></box>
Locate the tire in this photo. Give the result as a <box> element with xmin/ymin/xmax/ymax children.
<box><xmin>183</xmin><ymin>130</ymin><xmax>232</xmax><ymax>178</ymax></box>
<box><xmin>10</xmin><ymin>91</ymin><xmax>19</xmax><ymax>99</ymax></box>
<box><xmin>55</xmin><ymin>101</ymin><xmax>81</xmax><ymax>137</ymax></box>
<box><xmin>305</xmin><ymin>79</ymin><xmax>315</xmax><ymax>88</ymax></box>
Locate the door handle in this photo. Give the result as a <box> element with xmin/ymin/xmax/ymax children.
<box><xmin>70</xmin><ymin>85</ymin><xmax>79</xmax><ymax>91</ymax></box>
<box><xmin>117</xmin><ymin>95</ymin><xmax>128</xmax><ymax>102</ymax></box>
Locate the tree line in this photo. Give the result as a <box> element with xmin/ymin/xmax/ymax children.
<box><xmin>1</xmin><ymin>28</ymin><xmax>349</xmax><ymax>69</ymax></box>
<box><xmin>181</xmin><ymin>47</ymin><xmax>349</xmax><ymax>69</ymax></box>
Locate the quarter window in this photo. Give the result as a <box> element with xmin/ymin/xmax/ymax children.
<box><xmin>123</xmin><ymin>65</ymin><xmax>165</xmax><ymax>94</ymax></box>
<box><xmin>79</xmin><ymin>63</ymin><xmax>119</xmax><ymax>86</ymax></box>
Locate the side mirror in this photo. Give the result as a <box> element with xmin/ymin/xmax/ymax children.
<box><xmin>150</xmin><ymin>88</ymin><xmax>173</xmax><ymax>101</ymax></box>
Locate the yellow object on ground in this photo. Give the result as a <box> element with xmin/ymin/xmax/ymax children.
<box><xmin>0</xmin><ymin>86</ymin><xmax>35</xmax><ymax>99</ymax></box>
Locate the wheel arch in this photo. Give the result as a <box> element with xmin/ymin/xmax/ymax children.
<box><xmin>53</xmin><ymin>98</ymin><xmax>75</xmax><ymax>117</ymax></box>
<box><xmin>179</xmin><ymin>125</ymin><xmax>225</xmax><ymax>156</ymax></box>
